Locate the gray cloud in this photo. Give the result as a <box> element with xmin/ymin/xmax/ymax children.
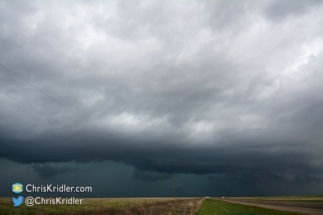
<box><xmin>1</xmin><ymin>0</ymin><xmax>323</xmax><ymax>196</ymax></box>
<box><xmin>132</xmin><ymin>169</ymin><xmax>171</xmax><ymax>182</ymax></box>
<box><xmin>263</xmin><ymin>0</ymin><xmax>323</xmax><ymax>21</ymax></box>
<box><xmin>32</xmin><ymin>163</ymin><xmax>77</xmax><ymax>180</ymax></box>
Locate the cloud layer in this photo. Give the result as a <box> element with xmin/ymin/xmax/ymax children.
<box><xmin>1</xmin><ymin>0</ymin><xmax>323</xmax><ymax>196</ymax></box>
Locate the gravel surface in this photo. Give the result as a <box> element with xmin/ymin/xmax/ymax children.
<box><xmin>223</xmin><ymin>199</ymin><xmax>323</xmax><ymax>215</ymax></box>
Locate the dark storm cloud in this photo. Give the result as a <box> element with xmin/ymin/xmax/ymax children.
<box><xmin>32</xmin><ymin>163</ymin><xmax>77</xmax><ymax>180</ymax></box>
<box><xmin>132</xmin><ymin>169</ymin><xmax>171</xmax><ymax>182</ymax></box>
<box><xmin>1</xmin><ymin>0</ymin><xmax>323</xmax><ymax>196</ymax></box>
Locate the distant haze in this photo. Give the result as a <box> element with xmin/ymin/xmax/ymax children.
<box><xmin>1</xmin><ymin>0</ymin><xmax>323</xmax><ymax>197</ymax></box>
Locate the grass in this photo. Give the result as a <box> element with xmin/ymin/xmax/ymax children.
<box><xmin>0</xmin><ymin>197</ymin><xmax>203</xmax><ymax>215</ymax></box>
<box><xmin>3</xmin><ymin>196</ymin><xmax>318</xmax><ymax>215</ymax></box>
<box><xmin>196</xmin><ymin>199</ymin><xmax>303</xmax><ymax>215</ymax></box>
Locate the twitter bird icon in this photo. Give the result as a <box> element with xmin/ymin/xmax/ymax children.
<box><xmin>12</xmin><ymin>196</ymin><xmax>23</xmax><ymax>207</ymax></box>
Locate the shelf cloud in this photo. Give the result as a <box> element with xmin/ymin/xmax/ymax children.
<box><xmin>1</xmin><ymin>0</ymin><xmax>323</xmax><ymax>197</ymax></box>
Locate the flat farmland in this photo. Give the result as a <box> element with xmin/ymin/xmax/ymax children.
<box><xmin>0</xmin><ymin>197</ymin><xmax>203</xmax><ymax>215</ymax></box>
<box><xmin>2</xmin><ymin>196</ymin><xmax>323</xmax><ymax>215</ymax></box>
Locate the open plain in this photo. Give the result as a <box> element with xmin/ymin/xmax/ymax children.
<box><xmin>2</xmin><ymin>196</ymin><xmax>323</xmax><ymax>215</ymax></box>
<box><xmin>0</xmin><ymin>197</ymin><xmax>203</xmax><ymax>215</ymax></box>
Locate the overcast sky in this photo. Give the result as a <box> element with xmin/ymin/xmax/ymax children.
<box><xmin>1</xmin><ymin>0</ymin><xmax>323</xmax><ymax>197</ymax></box>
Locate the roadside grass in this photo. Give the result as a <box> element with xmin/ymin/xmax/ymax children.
<box><xmin>0</xmin><ymin>197</ymin><xmax>202</xmax><ymax>215</ymax></box>
<box><xmin>196</xmin><ymin>199</ymin><xmax>303</xmax><ymax>215</ymax></box>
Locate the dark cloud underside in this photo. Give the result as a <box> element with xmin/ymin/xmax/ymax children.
<box><xmin>1</xmin><ymin>0</ymin><xmax>323</xmax><ymax>196</ymax></box>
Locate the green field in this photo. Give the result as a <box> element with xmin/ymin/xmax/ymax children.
<box><xmin>196</xmin><ymin>199</ymin><xmax>303</xmax><ymax>215</ymax></box>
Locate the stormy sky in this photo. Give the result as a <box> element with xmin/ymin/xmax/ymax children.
<box><xmin>1</xmin><ymin>0</ymin><xmax>323</xmax><ymax>197</ymax></box>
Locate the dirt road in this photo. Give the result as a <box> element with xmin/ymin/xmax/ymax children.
<box><xmin>223</xmin><ymin>199</ymin><xmax>323</xmax><ymax>215</ymax></box>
